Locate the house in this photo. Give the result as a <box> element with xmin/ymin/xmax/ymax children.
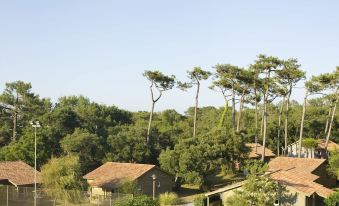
<box><xmin>288</xmin><ymin>139</ymin><xmax>339</xmax><ymax>159</ymax></box>
<box><xmin>205</xmin><ymin>157</ymin><xmax>336</xmax><ymax>206</ymax></box>
<box><xmin>268</xmin><ymin>157</ymin><xmax>335</xmax><ymax>206</ymax></box>
<box><xmin>245</xmin><ymin>143</ymin><xmax>275</xmax><ymax>161</ymax></box>
<box><xmin>0</xmin><ymin>161</ymin><xmax>41</xmax><ymax>198</ymax></box>
<box><xmin>83</xmin><ymin>162</ymin><xmax>174</xmax><ymax>198</ymax></box>
<box><xmin>0</xmin><ymin>161</ymin><xmax>41</xmax><ymax>187</ymax></box>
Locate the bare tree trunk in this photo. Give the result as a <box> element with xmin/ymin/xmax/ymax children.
<box><xmin>146</xmin><ymin>101</ymin><xmax>155</xmax><ymax>144</ymax></box>
<box><xmin>277</xmin><ymin>96</ymin><xmax>285</xmax><ymax>157</ymax></box>
<box><xmin>146</xmin><ymin>83</ymin><xmax>162</xmax><ymax>144</ymax></box>
<box><xmin>231</xmin><ymin>86</ymin><xmax>236</xmax><ymax>133</ymax></box>
<box><xmin>254</xmin><ymin>88</ymin><xmax>259</xmax><ymax>153</ymax></box>
<box><xmin>324</xmin><ymin>106</ymin><xmax>332</xmax><ymax>136</ymax></box>
<box><xmin>261</xmin><ymin>71</ymin><xmax>270</xmax><ymax>162</ymax></box>
<box><xmin>284</xmin><ymin>90</ymin><xmax>292</xmax><ymax>154</ymax></box>
<box><xmin>261</xmin><ymin>94</ymin><xmax>268</xmax><ymax>161</ymax></box>
<box><xmin>12</xmin><ymin>93</ymin><xmax>19</xmax><ymax>141</ymax></box>
<box><xmin>325</xmin><ymin>88</ymin><xmax>338</xmax><ymax>150</ymax></box>
<box><xmin>193</xmin><ymin>81</ymin><xmax>200</xmax><ymax>138</ymax></box>
<box><xmin>260</xmin><ymin>109</ymin><xmax>264</xmax><ymax>136</ymax></box>
<box><xmin>298</xmin><ymin>91</ymin><xmax>308</xmax><ymax>158</ymax></box>
<box><xmin>13</xmin><ymin>111</ymin><xmax>17</xmax><ymax>141</ymax></box>
<box><xmin>236</xmin><ymin>93</ymin><xmax>245</xmax><ymax>133</ymax></box>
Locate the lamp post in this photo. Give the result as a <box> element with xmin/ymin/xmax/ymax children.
<box><xmin>30</xmin><ymin>121</ymin><xmax>40</xmax><ymax>206</ymax></box>
<box><xmin>151</xmin><ymin>174</ymin><xmax>157</xmax><ymax>200</ymax></box>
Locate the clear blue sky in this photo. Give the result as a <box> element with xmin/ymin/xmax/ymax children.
<box><xmin>0</xmin><ymin>1</ymin><xmax>338</xmax><ymax>113</ymax></box>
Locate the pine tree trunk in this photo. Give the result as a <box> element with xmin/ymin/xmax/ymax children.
<box><xmin>261</xmin><ymin>94</ymin><xmax>268</xmax><ymax>161</ymax></box>
<box><xmin>12</xmin><ymin>93</ymin><xmax>19</xmax><ymax>141</ymax></box>
<box><xmin>284</xmin><ymin>90</ymin><xmax>292</xmax><ymax>154</ymax></box>
<box><xmin>146</xmin><ymin>101</ymin><xmax>155</xmax><ymax>144</ymax></box>
<box><xmin>277</xmin><ymin>96</ymin><xmax>285</xmax><ymax>156</ymax></box>
<box><xmin>325</xmin><ymin>88</ymin><xmax>338</xmax><ymax>151</ymax></box>
<box><xmin>12</xmin><ymin>111</ymin><xmax>17</xmax><ymax>141</ymax></box>
<box><xmin>193</xmin><ymin>82</ymin><xmax>200</xmax><ymax>138</ymax></box>
<box><xmin>324</xmin><ymin>106</ymin><xmax>332</xmax><ymax>136</ymax></box>
<box><xmin>298</xmin><ymin>91</ymin><xmax>308</xmax><ymax>158</ymax></box>
<box><xmin>236</xmin><ymin>94</ymin><xmax>245</xmax><ymax>133</ymax></box>
<box><xmin>261</xmin><ymin>71</ymin><xmax>270</xmax><ymax>162</ymax></box>
<box><xmin>231</xmin><ymin>86</ymin><xmax>236</xmax><ymax>133</ymax></box>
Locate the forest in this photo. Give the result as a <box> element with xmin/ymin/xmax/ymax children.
<box><xmin>0</xmin><ymin>54</ymin><xmax>338</xmax><ymax>190</ymax></box>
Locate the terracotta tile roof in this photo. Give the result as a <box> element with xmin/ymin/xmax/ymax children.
<box><xmin>83</xmin><ymin>162</ymin><xmax>156</xmax><ymax>188</ymax></box>
<box><xmin>268</xmin><ymin>157</ymin><xmax>334</xmax><ymax>198</ymax></box>
<box><xmin>0</xmin><ymin>161</ymin><xmax>41</xmax><ymax>186</ymax></box>
<box><xmin>245</xmin><ymin>143</ymin><xmax>275</xmax><ymax>158</ymax></box>
<box><xmin>317</xmin><ymin>139</ymin><xmax>339</xmax><ymax>151</ymax></box>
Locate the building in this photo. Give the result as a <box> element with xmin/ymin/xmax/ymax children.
<box><xmin>205</xmin><ymin>157</ymin><xmax>336</xmax><ymax>206</ymax></box>
<box><xmin>288</xmin><ymin>139</ymin><xmax>339</xmax><ymax>159</ymax></box>
<box><xmin>269</xmin><ymin>157</ymin><xmax>335</xmax><ymax>206</ymax></box>
<box><xmin>0</xmin><ymin>160</ymin><xmax>40</xmax><ymax>187</ymax></box>
<box><xmin>83</xmin><ymin>162</ymin><xmax>174</xmax><ymax>198</ymax></box>
<box><xmin>245</xmin><ymin>143</ymin><xmax>275</xmax><ymax>160</ymax></box>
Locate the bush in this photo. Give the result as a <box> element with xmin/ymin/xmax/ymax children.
<box><xmin>116</xmin><ymin>195</ymin><xmax>159</xmax><ymax>206</ymax></box>
<box><xmin>116</xmin><ymin>180</ymin><xmax>140</xmax><ymax>195</ymax></box>
<box><xmin>302</xmin><ymin>138</ymin><xmax>318</xmax><ymax>149</ymax></box>
<box><xmin>159</xmin><ymin>192</ymin><xmax>179</xmax><ymax>206</ymax></box>
<box><xmin>325</xmin><ymin>192</ymin><xmax>339</xmax><ymax>206</ymax></box>
<box><xmin>193</xmin><ymin>194</ymin><xmax>205</xmax><ymax>206</ymax></box>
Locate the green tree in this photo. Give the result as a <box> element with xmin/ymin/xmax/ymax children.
<box><xmin>277</xmin><ymin>59</ymin><xmax>305</xmax><ymax>152</ymax></box>
<box><xmin>40</xmin><ymin>155</ymin><xmax>87</xmax><ymax>204</ymax></box>
<box><xmin>105</xmin><ymin>125</ymin><xmax>151</xmax><ymax>163</ymax></box>
<box><xmin>159</xmin><ymin>129</ymin><xmax>242</xmax><ymax>190</ymax></box>
<box><xmin>252</xmin><ymin>55</ymin><xmax>283</xmax><ymax>161</ymax></box>
<box><xmin>0</xmin><ymin>81</ymin><xmax>51</xmax><ymax>141</ymax></box>
<box><xmin>178</xmin><ymin>67</ymin><xmax>211</xmax><ymax>138</ymax></box>
<box><xmin>143</xmin><ymin>70</ymin><xmax>176</xmax><ymax>144</ymax></box>
<box><xmin>61</xmin><ymin>128</ymin><xmax>104</xmax><ymax>173</ymax></box>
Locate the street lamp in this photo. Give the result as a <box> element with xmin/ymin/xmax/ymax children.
<box><xmin>151</xmin><ymin>174</ymin><xmax>157</xmax><ymax>200</ymax></box>
<box><xmin>30</xmin><ymin>121</ymin><xmax>41</xmax><ymax>206</ymax></box>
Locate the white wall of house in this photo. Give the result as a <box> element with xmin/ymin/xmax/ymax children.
<box><xmin>288</xmin><ymin>143</ymin><xmax>315</xmax><ymax>158</ymax></box>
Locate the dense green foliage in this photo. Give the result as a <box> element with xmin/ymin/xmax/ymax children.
<box><xmin>40</xmin><ymin>155</ymin><xmax>87</xmax><ymax>203</ymax></box>
<box><xmin>0</xmin><ymin>56</ymin><xmax>337</xmax><ymax>190</ymax></box>
<box><xmin>116</xmin><ymin>195</ymin><xmax>159</xmax><ymax>206</ymax></box>
<box><xmin>328</xmin><ymin>151</ymin><xmax>339</xmax><ymax>179</ymax></box>
<box><xmin>325</xmin><ymin>192</ymin><xmax>339</xmax><ymax>206</ymax></box>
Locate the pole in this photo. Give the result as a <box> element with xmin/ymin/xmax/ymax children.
<box><xmin>151</xmin><ymin>174</ymin><xmax>156</xmax><ymax>200</ymax></box>
<box><xmin>152</xmin><ymin>178</ymin><xmax>155</xmax><ymax>200</ymax></box>
<box><xmin>6</xmin><ymin>185</ymin><xmax>8</xmax><ymax>206</ymax></box>
<box><xmin>34</xmin><ymin>126</ymin><xmax>37</xmax><ymax>206</ymax></box>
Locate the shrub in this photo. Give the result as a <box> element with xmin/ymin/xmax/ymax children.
<box><xmin>159</xmin><ymin>192</ymin><xmax>179</xmax><ymax>206</ymax></box>
<box><xmin>302</xmin><ymin>138</ymin><xmax>318</xmax><ymax>149</ymax></box>
<box><xmin>116</xmin><ymin>195</ymin><xmax>159</xmax><ymax>206</ymax></box>
<box><xmin>325</xmin><ymin>192</ymin><xmax>339</xmax><ymax>206</ymax></box>
<box><xmin>193</xmin><ymin>194</ymin><xmax>205</xmax><ymax>206</ymax></box>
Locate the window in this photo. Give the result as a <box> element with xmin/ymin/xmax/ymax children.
<box><xmin>157</xmin><ymin>181</ymin><xmax>161</xmax><ymax>188</ymax></box>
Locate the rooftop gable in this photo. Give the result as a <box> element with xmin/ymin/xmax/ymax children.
<box><xmin>84</xmin><ymin>162</ymin><xmax>157</xmax><ymax>188</ymax></box>
<box><xmin>0</xmin><ymin>161</ymin><xmax>40</xmax><ymax>186</ymax></box>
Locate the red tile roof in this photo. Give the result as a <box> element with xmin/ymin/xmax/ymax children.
<box><xmin>83</xmin><ymin>162</ymin><xmax>156</xmax><ymax>188</ymax></box>
<box><xmin>245</xmin><ymin>143</ymin><xmax>275</xmax><ymax>158</ymax></box>
<box><xmin>0</xmin><ymin>161</ymin><xmax>40</xmax><ymax>186</ymax></box>
<box><xmin>317</xmin><ymin>139</ymin><xmax>339</xmax><ymax>151</ymax></box>
<box><xmin>268</xmin><ymin>157</ymin><xmax>334</xmax><ymax>197</ymax></box>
